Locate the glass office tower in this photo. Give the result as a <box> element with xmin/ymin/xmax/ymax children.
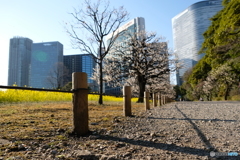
<box><xmin>8</xmin><ymin>37</ymin><xmax>33</xmax><ymax>87</ymax></box>
<box><xmin>105</xmin><ymin>17</ymin><xmax>145</xmax><ymax>95</ymax></box>
<box><xmin>172</xmin><ymin>0</ymin><xmax>223</xmax><ymax>85</ymax></box>
<box><xmin>30</xmin><ymin>42</ymin><xmax>63</xmax><ymax>88</ymax></box>
<box><xmin>63</xmin><ymin>54</ymin><xmax>97</xmax><ymax>91</ymax></box>
<box><xmin>106</xmin><ymin>17</ymin><xmax>145</xmax><ymax>45</ymax></box>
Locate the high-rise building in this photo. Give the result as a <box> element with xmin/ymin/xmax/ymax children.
<box><xmin>8</xmin><ymin>37</ymin><xmax>33</xmax><ymax>87</ymax></box>
<box><xmin>172</xmin><ymin>0</ymin><xmax>223</xmax><ymax>85</ymax></box>
<box><xmin>106</xmin><ymin>17</ymin><xmax>145</xmax><ymax>44</ymax></box>
<box><xmin>105</xmin><ymin>17</ymin><xmax>146</xmax><ymax>95</ymax></box>
<box><xmin>30</xmin><ymin>42</ymin><xmax>63</xmax><ymax>88</ymax></box>
<box><xmin>63</xmin><ymin>54</ymin><xmax>97</xmax><ymax>91</ymax></box>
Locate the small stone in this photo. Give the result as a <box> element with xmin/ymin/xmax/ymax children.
<box><xmin>113</xmin><ymin>118</ymin><xmax>120</xmax><ymax>123</ymax></box>
<box><xmin>89</xmin><ymin>135</ymin><xmax>100</xmax><ymax>140</ymax></box>
<box><xmin>18</xmin><ymin>144</ymin><xmax>26</xmax><ymax>151</ymax></box>
<box><xmin>66</xmin><ymin>154</ymin><xmax>72</xmax><ymax>158</ymax></box>
<box><xmin>91</xmin><ymin>122</ymin><xmax>99</xmax><ymax>125</ymax></box>
<box><xmin>51</xmin><ymin>150</ymin><xmax>58</xmax><ymax>155</ymax></box>
<box><xmin>75</xmin><ymin>150</ymin><xmax>91</xmax><ymax>156</ymax></box>
<box><xmin>115</xmin><ymin>143</ymin><xmax>125</xmax><ymax>148</ymax></box>
<box><xmin>57</xmin><ymin>155</ymin><xmax>66</xmax><ymax>159</ymax></box>
<box><xmin>92</xmin><ymin>131</ymin><xmax>98</xmax><ymax>135</ymax></box>
<box><xmin>74</xmin><ymin>150</ymin><xmax>100</xmax><ymax>159</ymax></box>
<box><xmin>123</xmin><ymin>152</ymin><xmax>132</xmax><ymax>157</ymax></box>
<box><xmin>152</xmin><ymin>139</ymin><xmax>158</xmax><ymax>142</ymax></box>
<box><xmin>62</xmin><ymin>141</ymin><xmax>68</xmax><ymax>146</ymax></box>
<box><xmin>100</xmin><ymin>155</ymin><xmax>108</xmax><ymax>160</ymax></box>
<box><xmin>57</xmin><ymin>128</ymin><xmax>65</xmax><ymax>133</ymax></box>
<box><xmin>42</xmin><ymin>144</ymin><xmax>50</xmax><ymax>149</ymax></box>
<box><xmin>147</xmin><ymin>156</ymin><xmax>153</xmax><ymax>160</ymax></box>
<box><xmin>150</xmin><ymin>132</ymin><xmax>156</xmax><ymax>137</ymax></box>
<box><xmin>120</xmin><ymin>138</ymin><xmax>127</xmax><ymax>141</ymax></box>
<box><xmin>166</xmin><ymin>141</ymin><xmax>173</xmax><ymax>145</ymax></box>
<box><xmin>145</xmin><ymin>132</ymin><xmax>151</xmax><ymax>135</ymax></box>
<box><xmin>25</xmin><ymin>151</ymin><xmax>33</xmax><ymax>155</ymax></box>
<box><xmin>100</xmin><ymin>155</ymin><xmax>117</xmax><ymax>160</ymax></box>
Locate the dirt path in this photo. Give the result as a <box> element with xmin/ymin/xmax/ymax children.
<box><xmin>110</xmin><ymin>101</ymin><xmax>240</xmax><ymax>159</ymax></box>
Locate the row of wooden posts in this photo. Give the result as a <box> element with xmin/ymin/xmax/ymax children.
<box><xmin>72</xmin><ymin>72</ymin><xmax>172</xmax><ymax>136</ymax></box>
<box><xmin>123</xmin><ymin>86</ymin><xmax>172</xmax><ymax>116</ymax></box>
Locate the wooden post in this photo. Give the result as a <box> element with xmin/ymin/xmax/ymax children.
<box><xmin>144</xmin><ymin>91</ymin><xmax>150</xmax><ymax>110</ymax></box>
<box><xmin>72</xmin><ymin>72</ymin><xmax>89</xmax><ymax>136</ymax></box>
<box><xmin>153</xmin><ymin>93</ymin><xmax>157</xmax><ymax>107</ymax></box>
<box><xmin>163</xmin><ymin>95</ymin><xmax>165</xmax><ymax>105</ymax></box>
<box><xmin>158</xmin><ymin>92</ymin><xmax>161</xmax><ymax>106</ymax></box>
<box><xmin>123</xmin><ymin>86</ymin><xmax>132</xmax><ymax>116</ymax></box>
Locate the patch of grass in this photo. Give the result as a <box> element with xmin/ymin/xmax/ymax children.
<box><xmin>0</xmin><ymin>102</ymin><xmax>71</xmax><ymax>140</ymax></box>
<box><xmin>0</xmin><ymin>101</ymin><xmax>145</xmax><ymax>141</ymax></box>
<box><xmin>0</xmin><ymin>109</ymin><xmax>17</xmax><ymax>116</ymax></box>
<box><xmin>230</xmin><ymin>95</ymin><xmax>240</xmax><ymax>101</ymax></box>
<box><xmin>102</xmin><ymin>117</ymin><xmax>109</xmax><ymax>121</ymax></box>
<box><xmin>212</xmin><ymin>97</ymin><xmax>224</xmax><ymax>101</ymax></box>
<box><xmin>212</xmin><ymin>95</ymin><xmax>240</xmax><ymax>101</ymax></box>
<box><xmin>0</xmin><ymin>100</ymin><xmax>148</xmax><ymax>158</ymax></box>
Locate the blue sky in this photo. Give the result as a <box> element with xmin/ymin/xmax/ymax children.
<box><xmin>0</xmin><ymin>0</ymin><xmax>202</xmax><ymax>85</ymax></box>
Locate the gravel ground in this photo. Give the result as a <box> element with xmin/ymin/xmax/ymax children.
<box><xmin>1</xmin><ymin>101</ymin><xmax>240</xmax><ymax>160</ymax></box>
<box><xmin>111</xmin><ymin>101</ymin><xmax>240</xmax><ymax>160</ymax></box>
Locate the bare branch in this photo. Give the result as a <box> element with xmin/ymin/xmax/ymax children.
<box><xmin>103</xmin><ymin>30</ymin><xmax>177</xmax><ymax>102</ymax></box>
<box><xmin>64</xmin><ymin>0</ymin><xmax>129</xmax><ymax>104</ymax></box>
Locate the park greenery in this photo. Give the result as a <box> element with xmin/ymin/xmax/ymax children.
<box><xmin>180</xmin><ymin>0</ymin><xmax>240</xmax><ymax>101</ymax></box>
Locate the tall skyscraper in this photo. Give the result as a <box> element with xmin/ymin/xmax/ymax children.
<box><xmin>63</xmin><ymin>54</ymin><xmax>96</xmax><ymax>91</ymax></box>
<box><xmin>172</xmin><ymin>0</ymin><xmax>223</xmax><ymax>85</ymax></box>
<box><xmin>30</xmin><ymin>42</ymin><xmax>63</xmax><ymax>88</ymax></box>
<box><xmin>106</xmin><ymin>17</ymin><xmax>145</xmax><ymax>46</ymax></box>
<box><xmin>105</xmin><ymin>17</ymin><xmax>145</xmax><ymax>95</ymax></box>
<box><xmin>8</xmin><ymin>37</ymin><xmax>33</xmax><ymax>86</ymax></box>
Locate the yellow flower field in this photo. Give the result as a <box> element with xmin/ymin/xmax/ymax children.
<box><xmin>0</xmin><ymin>89</ymin><xmax>138</xmax><ymax>103</ymax></box>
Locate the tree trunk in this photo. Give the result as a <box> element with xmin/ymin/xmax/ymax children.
<box><xmin>224</xmin><ymin>84</ymin><xmax>230</xmax><ymax>101</ymax></box>
<box><xmin>137</xmin><ymin>75</ymin><xmax>146</xmax><ymax>103</ymax></box>
<box><xmin>98</xmin><ymin>61</ymin><xmax>103</xmax><ymax>104</ymax></box>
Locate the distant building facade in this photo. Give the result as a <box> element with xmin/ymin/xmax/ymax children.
<box><xmin>8</xmin><ymin>37</ymin><xmax>33</xmax><ymax>87</ymax></box>
<box><xmin>30</xmin><ymin>42</ymin><xmax>63</xmax><ymax>88</ymax></box>
<box><xmin>172</xmin><ymin>0</ymin><xmax>223</xmax><ymax>85</ymax></box>
<box><xmin>63</xmin><ymin>54</ymin><xmax>97</xmax><ymax>91</ymax></box>
<box><xmin>105</xmin><ymin>17</ymin><xmax>145</xmax><ymax>95</ymax></box>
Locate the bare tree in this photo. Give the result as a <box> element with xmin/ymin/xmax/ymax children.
<box><xmin>47</xmin><ymin>62</ymin><xmax>70</xmax><ymax>89</ymax></box>
<box><xmin>101</xmin><ymin>31</ymin><xmax>178</xmax><ymax>102</ymax></box>
<box><xmin>65</xmin><ymin>0</ymin><xmax>129</xmax><ymax>104</ymax></box>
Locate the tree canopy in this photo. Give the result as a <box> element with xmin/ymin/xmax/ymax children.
<box><xmin>100</xmin><ymin>31</ymin><xmax>176</xmax><ymax>102</ymax></box>
<box><xmin>183</xmin><ymin>0</ymin><xmax>240</xmax><ymax>100</ymax></box>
